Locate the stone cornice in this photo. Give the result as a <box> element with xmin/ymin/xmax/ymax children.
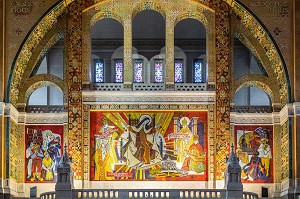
<box><xmin>82</xmin><ymin>91</ymin><xmax>215</xmax><ymax>104</ymax></box>
<box><xmin>25</xmin><ymin>113</ymin><xmax>67</xmax><ymax>124</ymax></box>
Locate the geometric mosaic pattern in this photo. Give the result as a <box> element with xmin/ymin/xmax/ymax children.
<box><xmin>9</xmin><ymin>120</ymin><xmax>25</xmax><ymax>183</ymax></box>
<box><xmin>281</xmin><ymin>121</ymin><xmax>289</xmax><ymax>180</ymax></box>
<box><xmin>214</xmin><ymin>1</ymin><xmax>231</xmax><ymax>180</ymax></box>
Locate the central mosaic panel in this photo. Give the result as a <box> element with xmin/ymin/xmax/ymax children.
<box><xmin>90</xmin><ymin>111</ymin><xmax>208</xmax><ymax>181</ymax></box>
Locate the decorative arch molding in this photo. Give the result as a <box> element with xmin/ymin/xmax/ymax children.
<box><xmin>233</xmin><ymin>23</ymin><xmax>276</xmax><ymax>81</ymax></box>
<box><xmin>174</xmin><ymin>12</ymin><xmax>208</xmax><ymax>27</ymax></box>
<box><xmin>18</xmin><ymin>74</ymin><xmax>64</xmax><ymax>105</ymax></box>
<box><xmin>231</xmin><ymin>1</ymin><xmax>290</xmax><ymax>106</ymax></box>
<box><xmin>7</xmin><ymin>1</ymin><xmax>67</xmax><ymax>105</ymax></box>
<box><xmin>132</xmin><ymin>2</ymin><xmax>167</xmax><ymax>19</ymax></box>
<box><xmin>25</xmin><ymin>31</ymin><xmax>64</xmax><ymax>80</ymax></box>
<box><xmin>90</xmin><ymin>11</ymin><xmax>124</xmax><ymax>27</ymax></box>
<box><xmin>232</xmin><ymin>74</ymin><xmax>280</xmax><ymax>105</ymax></box>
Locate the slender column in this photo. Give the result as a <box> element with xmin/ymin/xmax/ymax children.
<box><xmin>165</xmin><ymin>14</ymin><xmax>174</xmax><ymax>90</ymax></box>
<box><xmin>123</xmin><ymin>16</ymin><xmax>132</xmax><ymax>90</ymax></box>
<box><xmin>214</xmin><ymin>2</ymin><xmax>231</xmax><ymax>181</ymax></box>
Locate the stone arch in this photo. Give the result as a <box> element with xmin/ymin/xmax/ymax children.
<box><xmin>231</xmin><ymin>2</ymin><xmax>290</xmax><ymax>106</ymax></box>
<box><xmin>175</xmin><ymin>12</ymin><xmax>208</xmax><ymax>28</ymax></box>
<box><xmin>8</xmin><ymin>0</ymin><xmax>290</xmax><ymax>108</ymax></box>
<box><xmin>90</xmin><ymin>12</ymin><xmax>124</xmax><ymax>28</ymax></box>
<box><xmin>18</xmin><ymin>74</ymin><xmax>64</xmax><ymax>105</ymax></box>
<box><xmin>232</xmin><ymin>74</ymin><xmax>281</xmax><ymax>105</ymax></box>
<box><xmin>132</xmin><ymin>2</ymin><xmax>166</xmax><ymax>19</ymax></box>
<box><xmin>7</xmin><ymin>1</ymin><xmax>67</xmax><ymax>105</ymax></box>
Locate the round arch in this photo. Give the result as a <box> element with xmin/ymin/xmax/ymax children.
<box><xmin>7</xmin><ymin>0</ymin><xmax>290</xmax><ymax>107</ymax></box>
<box><xmin>232</xmin><ymin>74</ymin><xmax>281</xmax><ymax>105</ymax></box>
<box><xmin>25</xmin><ymin>81</ymin><xmax>63</xmax><ymax>105</ymax></box>
<box><xmin>132</xmin><ymin>2</ymin><xmax>166</xmax><ymax>19</ymax></box>
<box><xmin>18</xmin><ymin>74</ymin><xmax>64</xmax><ymax>105</ymax></box>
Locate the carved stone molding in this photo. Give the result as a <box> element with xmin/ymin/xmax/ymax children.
<box><xmin>230</xmin><ymin>112</ymin><xmax>273</xmax><ymax>124</ymax></box>
<box><xmin>82</xmin><ymin>91</ymin><xmax>215</xmax><ymax>103</ymax></box>
<box><xmin>25</xmin><ymin>113</ymin><xmax>67</xmax><ymax>124</ymax></box>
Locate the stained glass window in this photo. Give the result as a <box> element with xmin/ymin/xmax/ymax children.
<box><xmin>154</xmin><ymin>60</ymin><xmax>163</xmax><ymax>82</ymax></box>
<box><xmin>134</xmin><ymin>60</ymin><xmax>143</xmax><ymax>82</ymax></box>
<box><xmin>194</xmin><ymin>59</ymin><xmax>202</xmax><ymax>83</ymax></box>
<box><xmin>174</xmin><ymin>60</ymin><xmax>183</xmax><ymax>83</ymax></box>
<box><xmin>115</xmin><ymin>60</ymin><xmax>123</xmax><ymax>83</ymax></box>
<box><xmin>95</xmin><ymin>59</ymin><xmax>104</xmax><ymax>83</ymax></box>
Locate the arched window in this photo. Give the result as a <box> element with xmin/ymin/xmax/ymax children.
<box><xmin>234</xmin><ymin>87</ymin><xmax>271</xmax><ymax>106</ymax></box>
<box><xmin>174</xmin><ymin>18</ymin><xmax>206</xmax><ymax>83</ymax></box>
<box><xmin>132</xmin><ymin>10</ymin><xmax>165</xmax><ymax>84</ymax></box>
<box><xmin>91</xmin><ymin>18</ymin><xmax>124</xmax><ymax>83</ymax></box>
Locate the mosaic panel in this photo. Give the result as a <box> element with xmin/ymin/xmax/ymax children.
<box><xmin>214</xmin><ymin>1</ymin><xmax>231</xmax><ymax>180</ymax></box>
<box><xmin>9</xmin><ymin>1</ymin><xmax>66</xmax><ymax>105</ymax></box>
<box><xmin>9</xmin><ymin>120</ymin><xmax>24</xmax><ymax>183</ymax></box>
<box><xmin>281</xmin><ymin>120</ymin><xmax>289</xmax><ymax>180</ymax></box>
<box><xmin>235</xmin><ymin>125</ymin><xmax>273</xmax><ymax>183</ymax></box>
<box><xmin>273</xmin><ymin>124</ymin><xmax>281</xmax><ymax>183</ymax></box>
<box><xmin>83</xmin><ymin>104</ymin><xmax>215</xmax><ymax>182</ymax></box>
<box><xmin>90</xmin><ymin>111</ymin><xmax>208</xmax><ymax>181</ymax></box>
<box><xmin>239</xmin><ymin>0</ymin><xmax>291</xmax><ymax>82</ymax></box>
<box><xmin>25</xmin><ymin>125</ymin><xmax>64</xmax><ymax>182</ymax></box>
<box><xmin>232</xmin><ymin>2</ymin><xmax>289</xmax><ymax>106</ymax></box>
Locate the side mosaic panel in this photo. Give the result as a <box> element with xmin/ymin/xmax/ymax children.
<box><xmin>25</xmin><ymin>125</ymin><xmax>63</xmax><ymax>183</ymax></box>
<box><xmin>235</xmin><ymin>125</ymin><xmax>273</xmax><ymax>183</ymax></box>
<box><xmin>10</xmin><ymin>120</ymin><xmax>25</xmax><ymax>182</ymax></box>
<box><xmin>90</xmin><ymin>111</ymin><xmax>208</xmax><ymax>181</ymax></box>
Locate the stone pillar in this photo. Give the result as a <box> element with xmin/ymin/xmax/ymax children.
<box><xmin>224</xmin><ymin>144</ymin><xmax>243</xmax><ymax>199</ymax></box>
<box><xmin>66</xmin><ymin>2</ymin><xmax>83</xmax><ymax>181</ymax></box>
<box><xmin>55</xmin><ymin>145</ymin><xmax>73</xmax><ymax>199</ymax></box>
<box><xmin>214</xmin><ymin>1</ymin><xmax>231</xmax><ymax>180</ymax></box>
<box><xmin>123</xmin><ymin>15</ymin><xmax>132</xmax><ymax>90</ymax></box>
<box><xmin>66</xmin><ymin>0</ymin><xmax>93</xmax><ymax>183</ymax></box>
<box><xmin>165</xmin><ymin>14</ymin><xmax>175</xmax><ymax>91</ymax></box>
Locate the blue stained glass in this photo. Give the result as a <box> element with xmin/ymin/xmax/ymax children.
<box><xmin>154</xmin><ymin>61</ymin><xmax>163</xmax><ymax>82</ymax></box>
<box><xmin>95</xmin><ymin>60</ymin><xmax>104</xmax><ymax>83</ymax></box>
<box><xmin>194</xmin><ymin>60</ymin><xmax>202</xmax><ymax>83</ymax></box>
<box><xmin>134</xmin><ymin>61</ymin><xmax>143</xmax><ymax>82</ymax></box>
<box><xmin>115</xmin><ymin>61</ymin><xmax>123</xmax><ymax>83</ymax></box>
<box><xmin>174</xmin><ymin>61</ymin><xmax>183</xmax><ymax>83</ymax></box>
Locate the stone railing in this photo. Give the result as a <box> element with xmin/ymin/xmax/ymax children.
<box><xmin>243</xmin><ymin>191</ymin><xmax>259</xmax><ymax>199</ymax></box>
<box><xmin>90</xmin><ymin>83</ymin><xmax>123</xmax><ymax>91</ymax></box>
<box><xmin>133</xmin><ymin>83</ymin><xmax>165</xmax><ymax>91</ymax></box>
<box><xmin>43</xmin><ymin>189</ymin><xmax>227</xmax><ymax>199</ymax></box>
<box><xmin>231</xmin><ymin>106</ymin><xmax>273</xmax><ymax>113</ymax></box>
<box><xmin>26</xmin><ymin>105</ymin><xmax>65</xmax><ymax>113</ymax></box>
<box><xmin>40</xmin><ymin>191</ymin><xmax>55</xmax><ymax>199</ymax></box>
<box><xmin>174</xmin><ymin>83</ymin><xmax>207</xmax><ymax>91</ymax></box>
<box><xmin>40</xmin><ymin>189</ymin><xmax>261</xmax><ymax>199</ymax></box>
<box><xmin>89</xmin><ymin>83</ymin><xmax>209</xmax><ymax>91</ymax></box>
